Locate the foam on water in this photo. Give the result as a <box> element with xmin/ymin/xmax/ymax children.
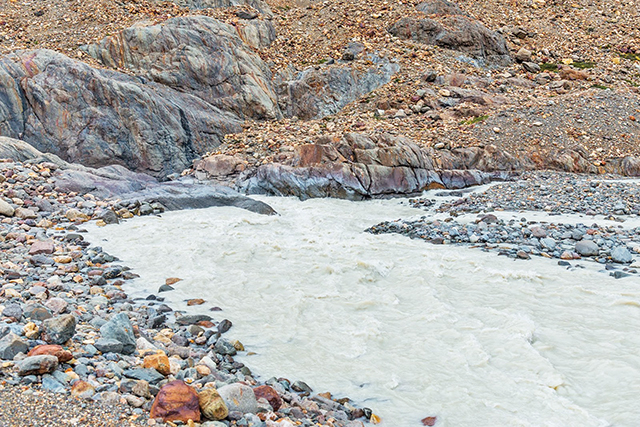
<box><xmin>86</xmin><ymin>196</ymin><xmax>640</xmax><ymax>427</ymax></box>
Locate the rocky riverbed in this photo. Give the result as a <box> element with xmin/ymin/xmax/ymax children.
<box><xmin>0</xmin><ymin>158</ymin><xmax>375</xmax><ymax>426</ymax></box>
<box><xmin>367</xmin><ymin>172</ymin><xmax>640</xmax><ymax>278</ymax></box>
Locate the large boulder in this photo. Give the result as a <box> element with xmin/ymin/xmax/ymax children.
<box><xmin>100</xmin><ymin>312</ymin><xmax>136</xmax><ymax>355</ymax></box>
<box><xmin>389</xmin><ymin>1</ymin><xmax>511</xmax><ymax>66</ymax></box>
<box><xmin>0</xmin><ymin>49</ymin><xmax>241</xmax><ymax>177</ymax></box>
<box><xmin>42</xmin><ymin>314</ymin><xmax>76</xmax><ymax>345</ymax></box>
<box><xmin>150</xmin><ymin>380</ymin><xmax>201</xmax><ymax>423</ymax></box>
<box><xmin>52</xmin><ymin>162</ymin><xmax>277</xmax><ymax>215</ymax></box>
<box><xmin>16</xmin><ymin>355</ymin><xmax>58</xmax><ymax>376</ymax></box>
<box><xmin>217</xmin><ymin>383</ymin><xmax>258</xmax><ymax>414</ymax></box>
<box><xmin>276</xmin><ymin>56</ymin><xmax>400</xmax><ymax>120</ymax></box>
<box><xmin>85</xmin><ymin>16</ymin><xmax>280</xmax><ymax>120</ymax></box>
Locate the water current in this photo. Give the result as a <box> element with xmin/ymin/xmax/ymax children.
<box><xmin>86</xmin><ymin>192</ymin><xmax>640</xmax><ymax>427</ymax></box>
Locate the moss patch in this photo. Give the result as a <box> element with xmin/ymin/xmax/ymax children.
<box><xmin>461</xmin><ymin>115</ymin><xmax>488</xmax><ymax>126</ymax></box>
<box><xmin>572</xmin><ymin>61</ymin><xmax>596</xmax><ymax>69</ymax></box>
<box><xmin>539</xmin><ymin>63</ymin><xmax>558</xmax><ymax>72</ymax></box>
<box><xmin>620</xmin><ymin>53</ymin><xmax>640</xmax><ymax>61</ymax></box>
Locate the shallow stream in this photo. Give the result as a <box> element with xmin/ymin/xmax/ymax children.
<box><xmin>86</xmin><ymin>194</ymin><xmax>640</xmax><ymax>427</ymax></box>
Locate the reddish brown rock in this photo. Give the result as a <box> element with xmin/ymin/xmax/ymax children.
<box><xmin>187</xmin><ymin>299</ymin><xmax>205</xmax><ymax>306</ymax></box>
<box><xmin>27</xmin><ymin>344</ymin><xmax>73</xmax><ymax>363</ymax></box>
<box><xmin>150</xmin><ymin>380</ymin><xmax>201</xmax><ymax>423</ymax></box>
<box><xmin>421</xmin><ymin>416</ymin><xmax>437</xmax><ymax>426</ymax></box>
<box><xmin>28</xmin><ymin>240</ymin><xmax>55</xmax><ymax>255</ymax></box>
<box><xmin>253</xmin><ymin>385</ymin><xmax>282</xmax><ymax>411</ymax></box>
<box><xmin>195</xmin><ymin>155</ymin><xmax>246</xmax><ymax>178</ymax></box>
<box><xmin>558</xmin><ymin>66</ymin><xmax>589</xmax><ymax>81</ymax></box>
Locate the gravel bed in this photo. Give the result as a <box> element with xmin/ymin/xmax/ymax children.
<box><xmin>367</xmin><ymin>215</ymin><xmax>640</xmax><ymax>278</ymax></box>
<box><xmin>431</xmin><ymin>171</ymin><xmax>640</xmax><ymax>218</ymax></box>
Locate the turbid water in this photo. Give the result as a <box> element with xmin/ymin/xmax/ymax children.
<box><xmin>86</xmin><ymin>194</ymin><xmax>640</xmax><ymax>427</ymax></box>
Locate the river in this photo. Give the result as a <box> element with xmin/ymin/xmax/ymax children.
<box><xmin>86</xmin><ymin>193</ymin><xmax>640</xmax><ymax>426</ymax></box>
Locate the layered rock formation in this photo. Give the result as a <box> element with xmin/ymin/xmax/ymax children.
<box><xmin>0</xmin><ymin>13</ymin><xmax>399</xmax><ymax>178</ymax></box>
<box><xmin>0</xmin><ymin>49</ymin><xmax>242</xmax><ymax>177</ymax></box>
<box><xmin>0</xmin><ymin>136</ymin><xmax>275</xmax><ymax>215</ymax></box>
<box><xmin>85</xmin><ymin>16</ymin><xmax>281</xmax><ymax>120</ymax></box>
<box><xmin>194</xmin><ymin>133</ymin><xmax>511</xmax><ymax>199</ymax></box>
<box><xmin>194</xmin><ymin>131</ymin><xmax>640</xmax><ymax>200</ymax></box>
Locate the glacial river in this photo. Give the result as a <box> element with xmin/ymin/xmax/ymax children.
<box><xmin>86</xmin><ymin>193</ymin><xmax>640</xmax><ymax>427</ymax></box>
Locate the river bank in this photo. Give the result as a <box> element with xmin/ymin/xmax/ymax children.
<box><xmin>0</xmin><ymin>158</ymin><xmax>373</xmax><ymax>426</ymax></box>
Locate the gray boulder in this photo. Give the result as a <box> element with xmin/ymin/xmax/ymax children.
<box><xmin>42</xmin><ymin>314</ymin><xmax>76</xmax><ymax>345</ymax></box>
<box><xmin>0</xmin><ymin>49</ymin><xmax>242</xmax><ymax>178</ymax></box>
<box><xmin>218</xmin><ymin>383</ymin><xmax>258</xmax><ymax>414</ymax></box>
<box><xmin>85</xmin><ymin>16</ymin><xmax>280</xmax><ymax>120</ymax></box>
<box><xmin>276</xmin><ymin>56</ymin><xmax>399</xmax><ymax>120</ymax></box>
<box><xmin>100</xmin><ymin>313</ymin><xmax>136</xmax><ymax>355</ymax></box>
<box><xmin>575</xmin><ymin>240</ymin><xmax>599</xmax><ymax>257</ymax></box>
<box><xmin>16</xmin><ymin>355</ymin><xmax>58</xmax><ymax>376</ymax></box>
<box><xmin>388</xmin><ymin>5</ymin><xmax>511</xmax><ymax>66</ymax></box>
<box><xmin>611</xmin><ymin>246</ymin><xmax>633</xmax><ymax>264</ymax></box>
<box><xmin>94</xmin><ymin>338</ymin><xmax>124</xmax><ymax>354</ymax></box>
<box><xmin>0</xmin><ymin>333</ymin><xmax>28</xmax><ymax>360</ymax></box>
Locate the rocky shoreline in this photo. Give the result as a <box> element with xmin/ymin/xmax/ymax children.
<box><xmin>367</xmin><ymin>171</ymin><xmax>640</xmax><ymax>279</ymax></box>
<box><xmin>0</xmin><ymin>157</ymin><xmax>376</xmax><ymax>426</ymax></box>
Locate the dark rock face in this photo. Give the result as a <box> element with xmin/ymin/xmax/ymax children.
<box><xmin>236</xmin><ymin>133</ymin><xmax>507</xmax><ymax>199</ymax></box>
<box><xmin>389</xmin><ymin>2</ymin><xmax>511</xmax><ymax>66</ymax></box>
<box><xmin>54</xmin><ymin>166</ymin><xmax>277</xmax><ymax>215</ymax></box>
<box><xmin>85</xmin><ymin>16</ymin><xmax>280</xmax><ymax>120</ymax></box>
<box><xmin>276</xmin><ymin>56</ymin><xmax>400</xmax><ymax>120</ymax></box>
<box><xmin>0</xmin><ymin>49</ymin><xmax>241</xmax><ymax>177</ymax></box>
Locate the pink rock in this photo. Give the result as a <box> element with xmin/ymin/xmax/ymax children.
<box><xmin>29</xmin><ymin>240</ymin><xmax>55</xmax><ymax>255</ymax></box>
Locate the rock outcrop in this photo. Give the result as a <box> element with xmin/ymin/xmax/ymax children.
<box><xmin>85</xmin><ymin>16</ymin><xmax>280</xmax><ymax>120</ymax></box>
<box><xmin>195</xmin><ymin>130</ymin><xmax>640</xmax><ymax>200</ymax></box>
<box><xmin>276</xmin><ymin>56</ymin><xmax>400</xmax><ymax>120</ymax></box>
<box><xmin>0</xmin><ymin>135</ymin><xmax>276</xmax><ymax>215</ymax></box>
<box><xmin>0</xmin><ymin>49</ymin><xmax>242</xmax><ymax>177</ymax></box>
<box><xmin>226</xmin><ymin>133</ymin><xmax>510</xmax><ymax>199</ymax></box>
<box><xmin>389</xmin><ymin>1</ymin><xmax>511</xmax><ymax>65</ymax></box>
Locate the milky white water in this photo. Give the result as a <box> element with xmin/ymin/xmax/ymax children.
<box><xmin>86</xmin><ymin>195</ymin><xmax>640</xmax><ymax>427</ymax></box>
